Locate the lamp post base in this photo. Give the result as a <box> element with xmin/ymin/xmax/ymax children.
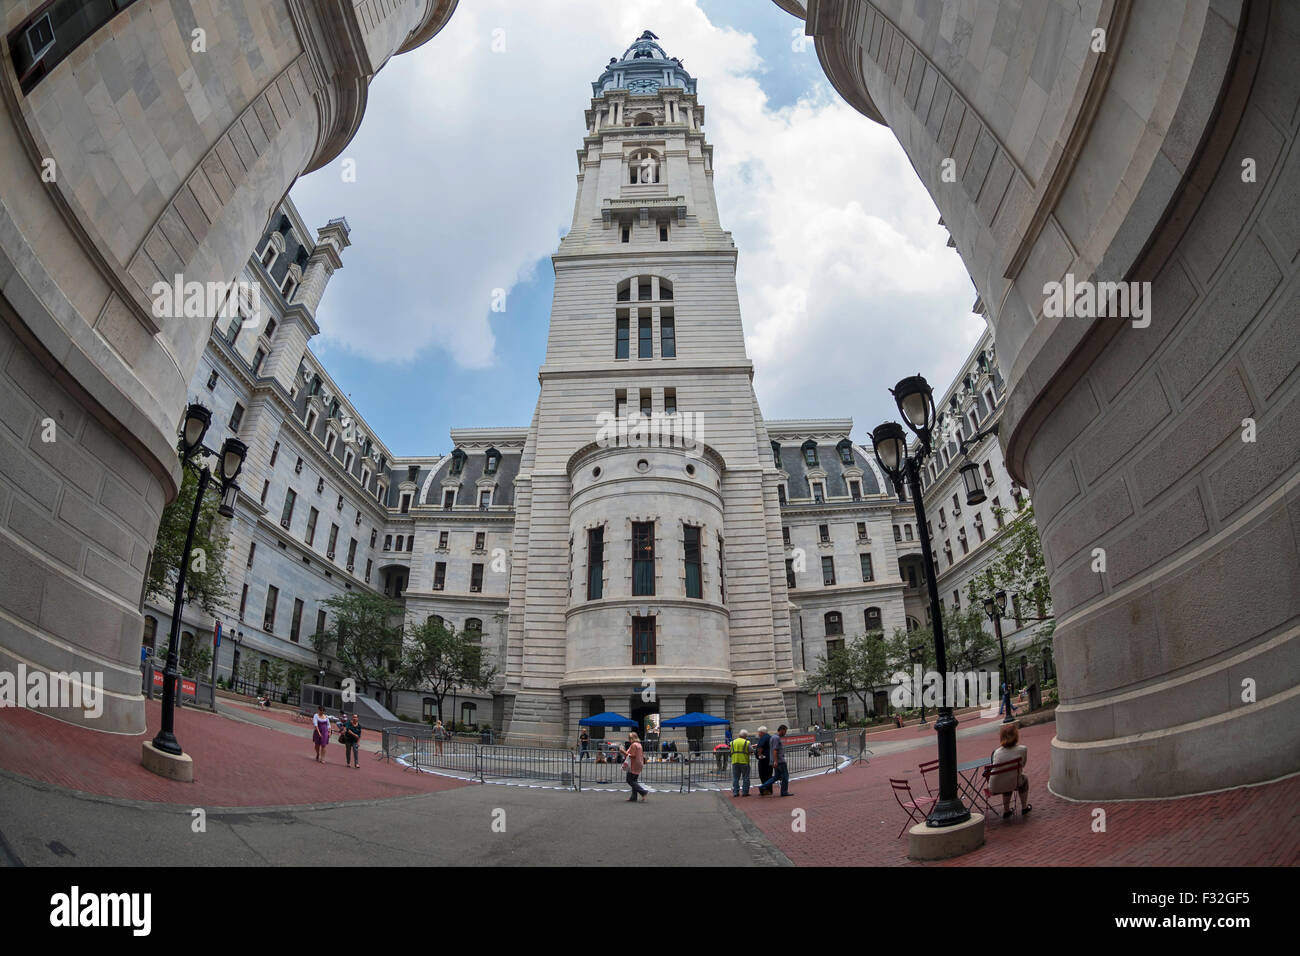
<box><xmin>141</xmin><ymin>741</ymin><xmax>194</xmax><ymax>782</ymax></box>
<box><xmin>908</xmin><ymin>813</ymin><xmax>984</xmax><ymax>861</ymax></box>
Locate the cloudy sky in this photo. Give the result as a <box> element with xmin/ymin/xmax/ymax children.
<box><xmin>289</xmin><ymin>0</ymin><xmax>982</xmax><ymax>457</ymax></box>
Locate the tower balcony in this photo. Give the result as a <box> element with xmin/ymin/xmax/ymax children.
<box><xmin>603</xmin><ymin>195</ymin><xmax>687</xmax><ymax>228</ymax></box>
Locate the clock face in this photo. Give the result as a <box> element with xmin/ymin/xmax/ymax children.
<box><xmin>628</xmin><ymin>78</ymin><xmax>659</xmax><ymax>94</ymax></box>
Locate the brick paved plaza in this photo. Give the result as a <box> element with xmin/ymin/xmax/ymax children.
<box><xmin>1</xmin><ymin>701</ymin><xmax>1293</xmax><ymax>868</ymax></box>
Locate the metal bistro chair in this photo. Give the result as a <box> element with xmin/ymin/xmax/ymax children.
<box><xmin>917</xmin><ymin>758</ymin><xmax>941</xmax><ymax>797</ymax></box>
<box><xmin>889</xmin><ymin>778</ymin><xmax>937</xmax><ymax>838</ymax></box>
<box><xmin>982</xmin><ymin>757</ymin><xmax>1026</xmax><ymax>819</ymax></box>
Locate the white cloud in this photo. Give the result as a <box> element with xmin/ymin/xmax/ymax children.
<box><xmin>290</xmin><ymin>0</ymin><xmax>980</xmax><ymax>426</ymax></box>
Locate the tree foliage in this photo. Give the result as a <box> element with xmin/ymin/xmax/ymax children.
<box><xmin>312</xmin><ymin>592</ymin><xmax>406</xmax><ymax>704</ymax></box>
<box><xmin>404</xmin><ymin>616</ymin><xmax>498</xmax><ymax>722</ymax></box>
<box><xmin>146</xmin><ymin>467</ymin><xmax>233</xmax><ymax>616</ymax></box>
<box><xmin>966</xmin><ymin>503</ymin><xmax>1053</xmax><ymax>620</ymax></box>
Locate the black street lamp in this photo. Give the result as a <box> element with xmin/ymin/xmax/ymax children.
<box><xmin>151</xmin><ymin>403</ymin><xmax>247</xmax><ymax>757</ymax></box>
<box><xmin>872</xmin><ymin>375</ymin><xmax>968</xmax><ymax>827</ymax></box>
<box><xmin>983</xmin><ymin>590</ymin><xmax>1014</xmax><ymax>722</ymax></box>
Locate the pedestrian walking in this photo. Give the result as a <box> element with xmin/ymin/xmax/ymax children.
<box><xmin>757</xmin><ymin>725</ymin><xmax>791</xmax><ymax>796</ymax></box>
<box><xmin>754</xmin><ymin>726</ymin><xmax>772</xmax><ymax>795</ymax></box>
<box><xmin>730</xmin><ymin>730</ymin><xmax>752</xmax><ymax>796</ymax></box>
<box><xmin>311</xmin><ymin>705</ymin><xmax>331</xmax><ymax>763</ymax></box>
<box><xmin>578</xmin><ymin>728</ymin><xmax>591</xmax><ymax>761</ymax></box>
<box><xmin>620</xmin><ymin>731</ymin><xmax>649</xmax><ymax>801</ymax></box>
<box><xmin>341</xmin><ymin>713</ymin><xmax>363</xmax><ymax>768</ymax></box>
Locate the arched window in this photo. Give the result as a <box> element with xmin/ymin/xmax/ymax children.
<box><xmin>465</xmin><ymin>618</ymin><xmax>483</xmax><ymax>636</ymax></box>
<box><xmin>824</xmin><ymin>611</ymin><xmax>843</xmax><ymax>636</ymax></box>
<box><xmin>864</xmin><ymin>607</ymin><xmax>883</xmax><ymax>633</ymax></box>
<box><xmin>427</xmin><ymin>615</ymin><xmax>444</xmax><ymax>629</ymax></box>
<box><xmin>629</xmin><ymin>149</ymin><xmax>660</xmax><ymax>184</ymax></box>
<box><xmin>484</xmin><ymin>448</ymin><xmax>500</xmax><ymax>475</ymax></box>
<box><xmin>632</xmin><ymin>111</ymin><xmax>655</xmax><ymax>127</ymax></box>
<box><xmin>837</xmin><ymin>438</ymin><xmax>854</xmax><ymax>465</ymax></box>
<box><xmin>802</xmin><ymin>440</ymin><xmax>819</xmax><ymax>467</ymax></box>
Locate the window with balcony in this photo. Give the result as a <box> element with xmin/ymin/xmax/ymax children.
<box><xmin>587</xmin><ymin>526</ymin><xmax>605</xmax><ymax>600</ymax></box>
<box><xmin>632</xmin><ymin>522</ymin><xmax>656</xmax><ymax>596</ymax></box>
<box><xmin>684</xmin><ymin>525</ymin><xmax>702</xmax><ymax>599</ymax></box>
<box><xmin>632</xmin><ymin>616</ymin><xmax>656</xmax><ymax>665</ymax></box>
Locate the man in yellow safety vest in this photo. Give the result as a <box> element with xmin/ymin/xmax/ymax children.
<box><xmin>730</xmin><ymin>730</ymin><xmax>752</xmax><ymax>797</ymax></box>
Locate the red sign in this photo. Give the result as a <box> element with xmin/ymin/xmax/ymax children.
<box><xmin>781</xmin><ymin>733</ymin><xmax>816</xmax><ymax>746</ymax></box>
<box><xmin>151</xmin><ymin>672</ymin><xmax>197</xmax><ymax>696</ymax></box>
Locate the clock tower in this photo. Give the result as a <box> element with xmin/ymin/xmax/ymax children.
<box><xmin>498</xmin><ymin>33</ymin><xmax>797</xmax><ymax>742</ymax></box>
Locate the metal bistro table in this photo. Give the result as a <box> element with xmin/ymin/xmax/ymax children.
<box><xmin>956</xmin><ymin>755</ymin><xmax>993</xmax><ymax>815</ymax></box>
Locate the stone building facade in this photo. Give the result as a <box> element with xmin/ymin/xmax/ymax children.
<box><xmin>780</xmin><ymin>0</ymin><xmax>1300</xmax><ymax>797</ymax></box>
<box><xmin>0</xmin><ymin>0</ymin><xmax>460</xmax><ymax>733</ymax></box>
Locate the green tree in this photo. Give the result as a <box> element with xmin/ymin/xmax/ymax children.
<box><xmin>801</xmin><ymin>632</ymin><xmax>892</xmax><ymax>718</ymax></box>
<box><xmin>180</xmin><ymin>644</ymin><xmax>212</xmax><ymax>679</ymax></box>
<box><xmin>237</xmin><ymin>657</ymin><xmax>258</xmax><ymax>687</ymax></box>
<box><xmin>944</xmin><ymin>605</ymin><xmax>998</xmax><ymax>673</ymax></box>
<box><xmin>404</xmin><ymin>616</ymin><xmax>498</xmax><ymax>723</ymax></box>
<box><xmin>312</xmin><ymin>592</ymin><xmax>408</xmax><ymax>707</ymax></box>
<box><xmin>146</xmin><ymin>468</ymin><xmax>233</xmax><ymax>616</ymax></box>
<box><xmin>285</xmin><ymin>663</ymin><xmax>307</xmax><ymax>697</ymax></box>
<box><xmin>967</xmin><ymin>503</ymin><xmax>1053</xmax><ymax>621</ymax></box>
<box><xmin>265</xmin><ymin>658</ymin><xmax>286</xmax><ymax>693</ymax></box>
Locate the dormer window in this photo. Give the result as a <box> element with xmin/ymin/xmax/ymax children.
<box><xmin>771</xmin><ymin>441</ymin><xmax>782</xmax><ymax>468</ymax></box>
<box><xmin>802</xmin><ymin>440</ymin><xmax>818</xmax><ymax>467</ymax></box>
<box><xmin>485</xmin><ymin>448</ymin><xmax>500</xmax><ymax>475</ymax></box>
<box><xmin>450</xmin><ymin>449</ymin><xmax>466</xmax><ymax>476</ymax></box>
<box><xmin>837</xmin><ymin>439</ymin><xmax>853</xmax><ymax>465</ymax></box>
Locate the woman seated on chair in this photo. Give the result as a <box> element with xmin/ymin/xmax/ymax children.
<box><xmin>988</xmin><ymin>723</ymin><xmax>1032</xmax><ymax>819</ymax></box>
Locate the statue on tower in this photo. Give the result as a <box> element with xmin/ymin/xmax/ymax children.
<box><xmin>639</xmin><ymin>153</ymin><xmax>658</xmax><ymax>184</ymax></box>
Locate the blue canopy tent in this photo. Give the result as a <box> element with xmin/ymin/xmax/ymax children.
<box><xmin>659</xmin><ymin>712</ymin><xmax>729</xmax><ymax>727</ymax></box>
<box><xmin>579</xmin><ymin>712</ymin><xmax>639</xmax><ymax>727</ymax></box>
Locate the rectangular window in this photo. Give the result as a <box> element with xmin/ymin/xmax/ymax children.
<box><xmin>632</xmin><ymin>521</ymin><xmax>655</xmax><ymax>596</ymax></box>
<box><xmin>893</xmin><ymin>525</ymin><xmax>901</xmax><ymax>541</ymax></box>
<box><xmin>638</xmin><ymin>313</ymin><xmax>652</xmax><ymax>358</ymax></box>
<box><xmin>475</xmin><ymin>532</ymin><xmax>486</xmax><ymax>550</ymax></box>
<box><xmin>782</xmin><ymin>526</ymin><xmax>791</xmax><ymax>546</ymax></box>
<box><xmin>305</xmin><ymin>507</ymin><xmax>318</xmax><ymax>545</ymax></box>
<box><xmin>615</xmin><ymin>389</ymin><xmax>627</xmax><ymax>420</ymax></box>
<box><xmin>616</xmin><ymin>314</ymin><xmax>630</xmax><ymax>359</ymax></box>
<box><xmin>718</xmin><ymin>534</ymin><xmax>726</xmax><ymax>604</ymax></box>
<box><xmin>983</xmin><ymin>460</ymin><xmax>994</xmax><ymax>481</ymax></box>
<box><xmin>347</xmin><ymin>538</ymin><xmax>357</xmax><ymax>567</ymax></box>
<box><xmin>684</xmin><ymin>525</ymin><xmax>702</xmax><ymax>599</ymax></box>
<box><xmin>229</xmin><ymin>403</ymin><xmax>244</xmax><ymax>431</ymax></box>
<box><xmin>659</xmin><ymin>224</ymin><xmax>668</xmax><ymax>242</ymax></box>
<box><xmin>364</xmin><ymin>559</ymin><xmax>372</xmax><ymax>583</ymax></box>
<box><xmin>975</xmin><ymin>514</ymin><xmax>986</xmax><ymax>542</ymax></box>
<box><xmin>826</xmin><ymin>638</ymin><xmax>844</xmax><ymax>657</ymax></box>
<box><xmin>239</xmin><ymin>584</ymin><xmax>248</xmax><ymax>620</ymax></box>
<box><xmin>439</xmin><ymin>531</ymin><xmax>449</xmax><ymax>548</ymax></box>
<box><xmin>479</xmin><ymin>490</ymin><xmax>491</xmax><ymax>509</ymax></box>
<box><xmin>269</xmin><ymin>442</ymin><xmax>279</xmax><ymax>467</ymax></box>
<box><xmin>812</xmin><ymin>482</ymin><xmax>824</xmax><ymax>504</ymax></box>
<box><xmin>905</xmin><ymin>525</ymin><xmax>914</xmax><ymax>540</ymax></box>
<box><xmin>785</xmin><ymin>558</ymin><xmax>796</xmax><ymax>590</ymax></box>
<box><xmin>327</xmin><ymin>524</ymin><xmax>338</xmax><ymax>559</ymax></box>
<box><xmin>660</xmin><ymin>313</ymin><xmax>675</xmax><ymax>357</ymax></box>
<box><xmin>290</xmin><ymin>599</ymin><xmax>303</xmax><ymax>643</ymax></box>
<box><xmin>632</xmin><ymin>616</ymin><xmax>656</xmax><ymax>665</ymax></box>
<box><xmin>860</xmin><ymin>553</ymin><xmax>874</xmax><ymax>582</ymax></box>
<box><xmin>206</xmin><ymin>369</ymin><xmax>219</xmax><ymax>390</ymax></box>
<box><xmin>850</xmin><ymin>480</ymin><xmax>861</xmax><ymax>500</ymax></box>
<box><xmin>587</xmin><ymin>526</ymin><xmax>604</xmax><ymax>600</ymax></box>
<box><xmin>857</xmin><ymin>522</ymin><xmax>868</xmax><ymax>540</ymax></box>
<box><xmin>433</xmin><ymin>562</ymin><xmax>446</xmax><ymax>590</ymax></box>
<box><xmin>639</xmin><ymin>280</ymin><xmax>652</xmax><ymax>301</ymax></box>
<box><xmin>443</xmin><ymin>489</ymin><xmax>455</xmax><ymax>509</ymax></box>
<box><xmin>400</xmin><ymin>493</ymin><xmax>411</xmax><ymax>514</ymax></box>
<box><xmin>778</xmin><ymin>485</ymin><xmax>787</xmax><ymax>505</ymax></box>
<box><xmin>819</xmin><ymin>524</ymin><xmax>830</xmax><ymax>543</ymax></box>
<box><xmin>280</xmin><ymin>489</ymin><xmax>296</xmax><ymax>528</ymax></box>
<box><xmin>639</xmin><ymin>389</ymin><xmax>652</xmax><ymax>416</ymax></box>
<box><xmin>246</xmin><ymin>542</ymin><xmax>256</xmax><ymax>568</ymax></box>
<box><xmin>263</xmin><ymin>586</ymin><xmax>279</xmax><ymax>633</ymax></box>
<box><xmin>383</xmin><ymin>534</ymin><xmax>392</xmax><ymax>551</ymax></box>
<box><xmin>664</xmin><ymin>388</ymin><xmax>677</xmax><ymax>414</ymax></box>
<box><xmin>252</xmin><ymin>349</ymin><xmax>266</xmax><ymax>374</ymax></box>
<box><xmin>992</xmin><ymin>498</ymin><xmax>1005</xmax><ymax>528</ymax></box>
<box><xmin>822</xmin><ymin>556</ymin><xmax>836</xmax><ymax>586</ymax></box>
<box><xmin>621</xmin><ymin>226</ymin><xmax>630</xmax><ymax>243</ymax></box>
<box><xmin>406</xmin><ymin>535</ymin><xmax>414</xmax><ymax>553</ymax></box>
<box><xmin>470</xmin><ymin>563</ymin><xmax>484</xmax><ymax>592</ymax></box>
